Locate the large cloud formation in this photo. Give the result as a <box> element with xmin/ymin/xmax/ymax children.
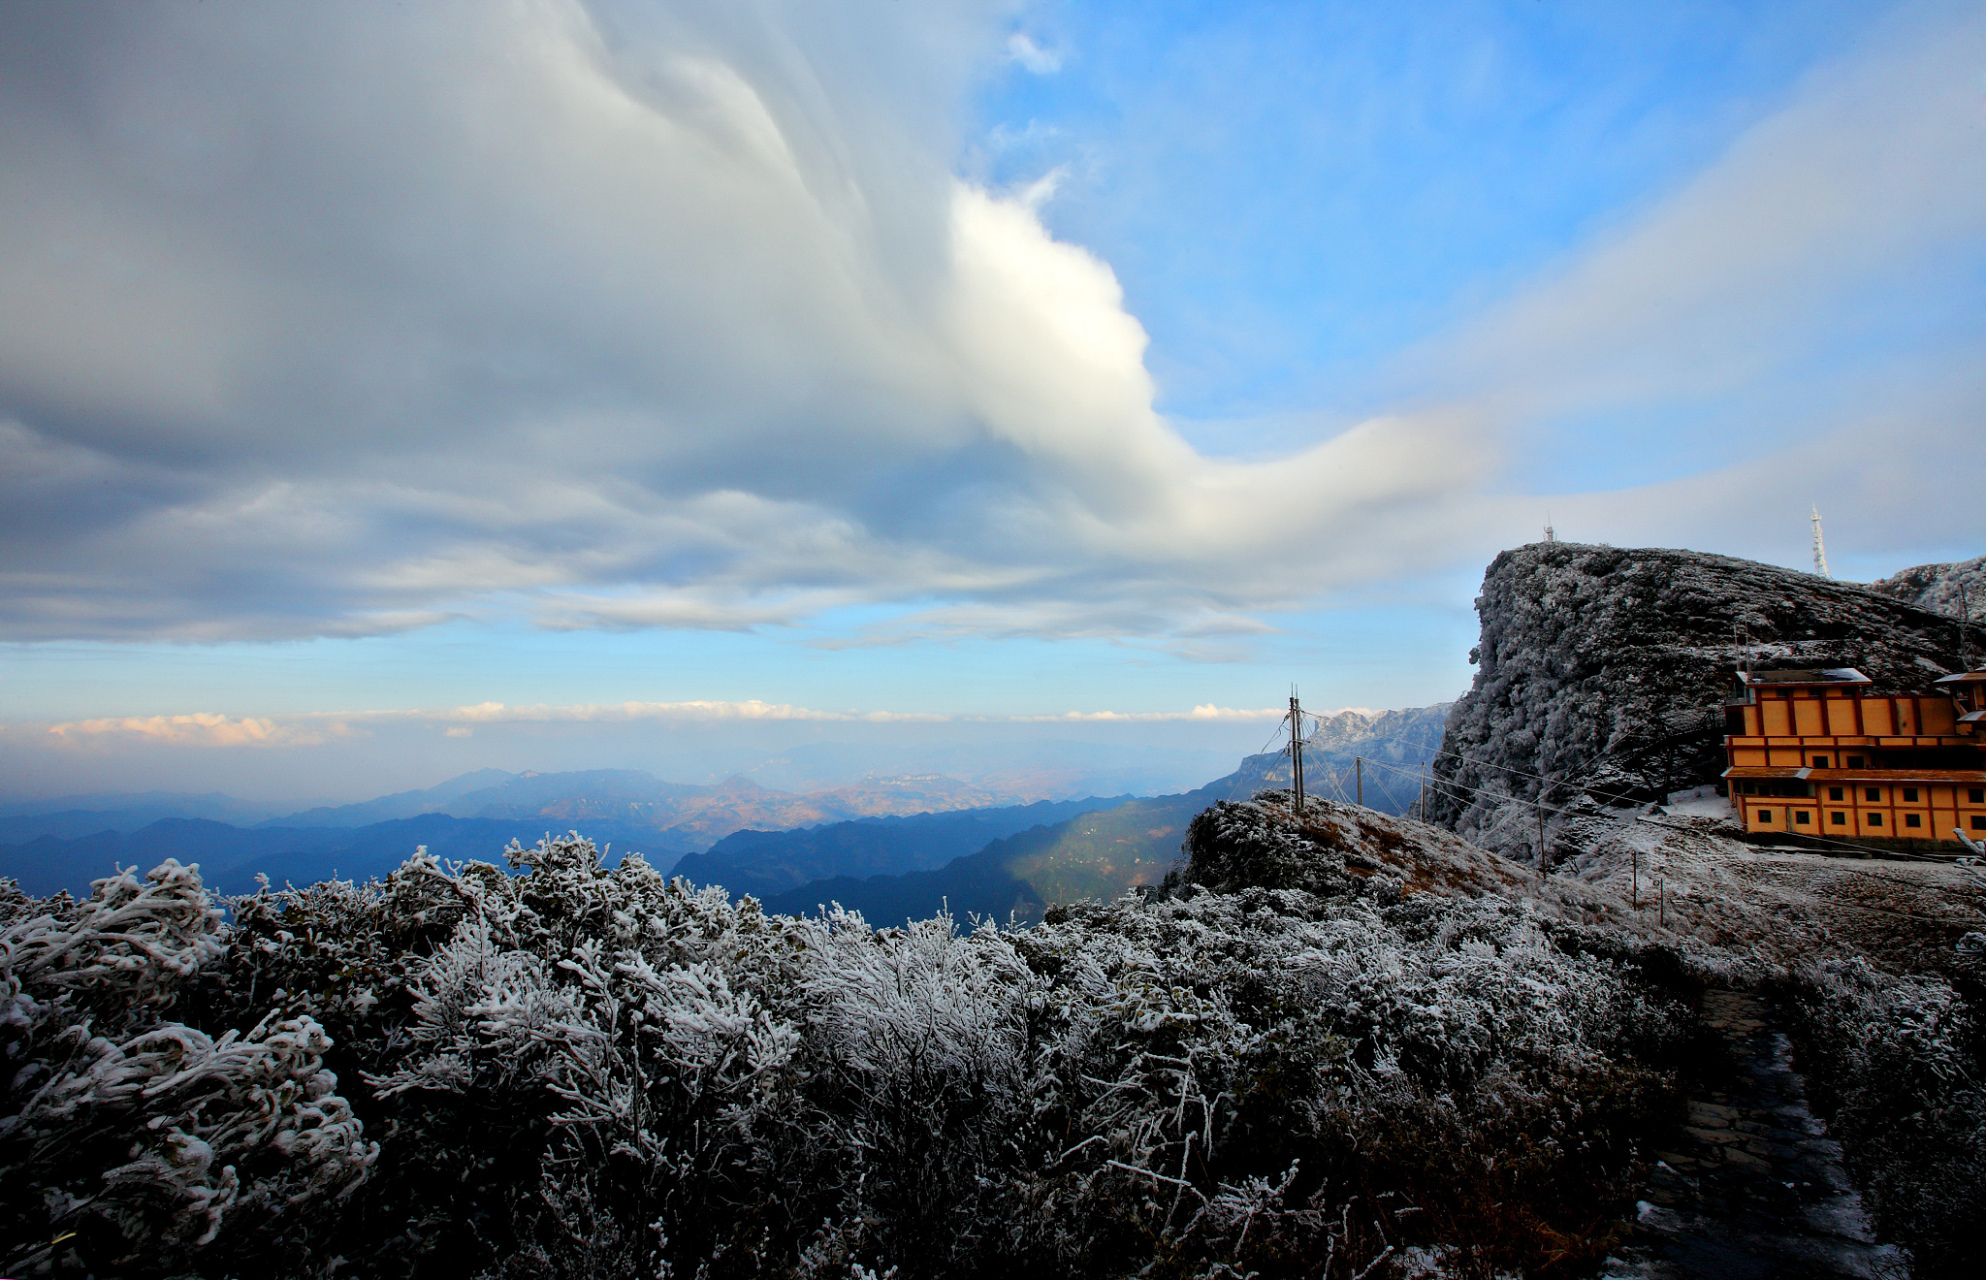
<box><xmin>2</xmin><ymin>0</ymin><xmax>1982</xmax><ymax>645</ymax></box>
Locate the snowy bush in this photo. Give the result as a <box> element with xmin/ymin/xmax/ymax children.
<box><xmin>1788</xmin><ymin>957</ymin><xmax>1986</xmax><ymax>1279</ymax></box>
<box><xmin>5</xmin><ymin>831</ymin><xmax>1698</xmax><ymax>1279</ymax></box>
<box><xmin>1</xmin><ymin>861</ymin><xmax>376</xmax><ymax>1277</ymax></box>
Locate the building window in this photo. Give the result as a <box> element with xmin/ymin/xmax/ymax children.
<box><xmin>1973</xmin><ymin>816</ymin><xmax>1986</xmax><ymax>831</ymax></box>
<box><xmin>1831</xmin><ymin>812</ymin><xmax>1847</xmax><ymax>825</ymax></box>
<box><xmin>1846</xmin><ymin>756</ymin><xmax>1864</xmax><ymax>768</ymax></box>
<box><xmin>1866</xmin><ymin>788</ymin><xmax>1882</xmax><ymax>802</ymax></box>
<box><xmin>1813</xmin><ymin>755</ymin><xmax>1831</xmax><ymax>768</ymax></box>
<box><xmin>1758</xmin><ymin>809</ymin><xmax>1774</xmax><ymax>823</ymax></box>
<box><xmin>1971</xmin><ymin>788</ymin><xmax>1984</xmax><ymax>804</ymax></box>
<box><xmin>1903</xmin><ymin>788</ymin><xmax>1919</xmax><ymax>803</ymax></box>
<box><xmin>1795</xmin><ymin>810</ymin><xmax>1811</xmax><ymax>825</ymax></box>
<box><xmin>1868</xmin><ymin>812</ymin><xmax>1884</xmax><ymax>826</ymax></box>
<box><xmin>1906</xmin><ymin>813</ymin><xmax>1922</xmax><ymax>828</ymax></box>
<box><xmin>1829</xmin><ymin>787</ymin><xmax>1844</xmax><ymax>801</ymax></box>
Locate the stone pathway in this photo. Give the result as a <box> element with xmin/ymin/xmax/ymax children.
<box><xmin>1603</xmin><ymin>989</ymin><xmax>1906</xmax><ymax>1279</ymax></box>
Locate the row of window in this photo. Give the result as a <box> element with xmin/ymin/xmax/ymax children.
<box><xmin>1736</xmin><ymin>780</ymin><xmax>1986</xmax><ymax>804</ymax></box>
<box><xmin>1806</xmin><ymin>754</ymin><xmax>1985</xmax><ymax>802</ymax></box>
<box><xmin>1820</xmin><ymin>785</ymin><xmax>1984</xmax><ymax>804</ymax></box>
<box><xmin>1752</xmin><ymin>809</ymin><xmax>1986</xmax><ymax>831</ymax></box>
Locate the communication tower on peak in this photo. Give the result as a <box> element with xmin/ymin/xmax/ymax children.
<box><xmin>1811</xmin><ymin>505</ymin><xmax>1830</xmax><ymax>579</ymax></box>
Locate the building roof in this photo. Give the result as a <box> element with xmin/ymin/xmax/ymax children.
<box><xmin>1934</xmin><ymin>667</ymin><xmax>1986</xmax><ymax>686</ymax></box>
<box><xmin>1736</xmin><ymin>667</ymin><xmax>1871</xmax><ymax>688</ymax></box>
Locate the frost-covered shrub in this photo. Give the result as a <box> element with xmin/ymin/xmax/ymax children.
<box><xmin>1</xmin><ymin>862</ymin><xmax>376</xmax><ymax>1277</ymax></box>
<box><xmin>1788</xmin><ymin>957</ymin><xmax>1986</xmax><ymax>1279</ymax></box>
<box><xmin>7</xmin><ymin>833</ymin><xmax>1696</xmax><ymax>1280</ymax></box>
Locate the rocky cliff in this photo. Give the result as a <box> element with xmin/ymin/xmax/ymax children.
<box><xmin>1429</xmin><ymin>542</ymin><xmax>1967</xmax><ymax>859</ymax></box>
<box><xmin>1868</xmin><ymin>553</ymin><xmax>1986</xmax><ymax>642</ymax></box>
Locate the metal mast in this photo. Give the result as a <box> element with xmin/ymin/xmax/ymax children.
<box><xmin>1289</xmin><ymin>688</ymin><xmax>1305</xmax><ymax>817</ymax></box>
<box><xmin>1811</xmin><ymin>505</ymin><xmax>1830</xmax><ymax>578</ymax></box>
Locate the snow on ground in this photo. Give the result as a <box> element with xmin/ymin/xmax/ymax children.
<box><xmin>1555</xmin><ymin>793</ymin><xmax>1986</xmax><ymax>976</ymax></box>
<box><xmin>1246</xmin><ymin>787</ymin><xmax>1983</xmax><ymax>978</ymax></box>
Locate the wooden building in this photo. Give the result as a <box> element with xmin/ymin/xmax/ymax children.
<box><xmin>1722</xmin><ymin>665</ymin><xmax>1986</xmax><ymax>849</ymax></box>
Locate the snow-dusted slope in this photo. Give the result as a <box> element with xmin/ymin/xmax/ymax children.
<box><xmin>1174</xmin><ymin>791</ymin><xmax>1647</xmax><ymax>931</ymax></box>
<box><xmin>1430</xmin><ymin>542</ymin><xmax>1966</xmax><ymax>859</ymax></box>
<box><xmin>1867</xmin><ymin>553</ymin><xmax>1986</xmax><ymax>624</ymax></box>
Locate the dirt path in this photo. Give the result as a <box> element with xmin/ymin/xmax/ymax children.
<box><xmin>1604</xmin><ymin>989</ymin><xmax>1906</xmax><ymax>1279</ymax></box>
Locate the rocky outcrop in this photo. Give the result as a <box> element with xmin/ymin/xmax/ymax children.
<box><xmin>1173</xmin><ymin>790</ymin><xmax>1593</xmax><ymax>905</ymax></box>
<box><xmin>1868</xmin><ymin>553</ymin><xmax>1985</xmax><ymax>632</ymax></box>
<box><xmin>1430</xmin><ymin>542</ymin><xmax>1966</xmax><ymax>860</ymax></box>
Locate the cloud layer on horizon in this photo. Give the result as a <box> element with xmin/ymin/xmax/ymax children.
<box><xmin>2</xmin><ymin>0</ymin><xmax>1982</xmax><ymax>648</ymax></box>
<box><xmin>20</xmin><ymin>698</ymin><xmax>1296</xmax><ymax>753</ymax></box>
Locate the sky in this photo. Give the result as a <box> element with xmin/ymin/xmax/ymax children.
<box><xmin>3</xmin><ymin>0</ymin><xmax>1983</xmax><ymax>802</ymax></box>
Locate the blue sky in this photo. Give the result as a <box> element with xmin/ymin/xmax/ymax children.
<box><xmin>2</xmin><ymin>0</ymin><xmax>1982</xmax><ymax>801</ymax></box>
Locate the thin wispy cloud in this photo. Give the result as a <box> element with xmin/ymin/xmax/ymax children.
<box><xmin>23</xmin><ymin>698</ymin><xmax>1293</xmax><ymax>750</ymax></box>
<box><xmin>0</xmin><ymin>0</ymin><xmax>1978</xmax><ymax>661</ymax></box>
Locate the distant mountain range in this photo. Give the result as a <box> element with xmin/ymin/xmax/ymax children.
<box><xmin>1</xmin><ymin>708</ymin><xmax>1452</xmax><ymax>910</ymax></box>
<box><xmin>0</xmin><ymin>766</ymin><xmax>1049</xmax><ymax>896</ymax></box>
<box><xmin>0</xmin><ymin>814</ymin><xmax>679</xmax><ymax>900</ymax></box>
<box><xmin>739</xmin><ymin>709</ymin><xmax>1452</xmax><ymax>925</ymax></box>
<box><xmin>673</xmin><ymin>796</ymin><xmax>1137</xmax><ymax>900</ymax></box>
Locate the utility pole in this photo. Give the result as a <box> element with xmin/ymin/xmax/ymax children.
<box><xmin>1536</xmin><ymin>803</ymin><xmax>1547</xmax><ymax>870</ymax></box>
<box><xmin>1420</xmin><ymin>761</ymin><xmax>1427</xmax><ymax>822</ymax></box>
<box><xmin>1355</xmin><ymin>756</ymin><xmax>1363</xmax><ymax>808</ymax></box>
<box><xmin>1632</xmin><ymin>848</ymin><xmax>1639</xmax><ymax>909</ymax></box>
<box><xmin>1960</xmin><ymin>581</ymin><xmax>1972</xmax><ymax>670</ymax></box>
<box><xmin>1811</xmin><ymin>505</ymin><xmax>1830</xmax><ymax>579</ymax></box>
<box><xmin>1289</xmin><ymin>689</ymin><xmax>1305</xmax><ymax>818</ymax></box>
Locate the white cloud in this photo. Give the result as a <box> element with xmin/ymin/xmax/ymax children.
<box><xmin>0</xmin><ymin>0</ymin><xmax>1980</xmax><ymax>650</ymax></box>
<box><xmin>30</xmin><ymin>697</ymin><xmax>1291</xmax><ymax>748</ymax></box>
<box><xmin>1005</xmin><ymin>32</ymin><xmax>1063</xmax><ymax>75</ymax></box>
<box><xmin>46</xmin><ymin>713</ymin><xmax>356</xmax><ymax>748</ymax></box>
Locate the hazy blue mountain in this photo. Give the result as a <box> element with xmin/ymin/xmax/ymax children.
<box><xmin>672</xmin><ymin>796</ymin><xmax>1134</xmax><ymax>899</ymax></box>
<box><xmin>264</xmin><ymin>769</ymin><xmax>521</xmax><ymax>827</ymax></box>
<box><xmin>446</xmin><ymin>769</ymin><xmax>707</xmax><ymax>816</ymax></box>
<box><xmin>751</xmin><ymin>767</ymin><xmax>1276</xmax><ymax>925</ymax></box>
<box><xmin>757</xmin><ymin>833</ymin><xmax>1051</xmax><ymax>926</ymax></box>
<box><xmin>0</xmin><ymin>792</ymin><xmax>284</xmax><ymax>844</ymax></box>
<box><xmin>0</xmin><ymin>814</ymin><xmax>687</xmax><ymax>900</ymax></box>
<box><xmin>266</xmin><ymin>768</ymin><xmax>1032</xmax><ymax>851</ymax></box>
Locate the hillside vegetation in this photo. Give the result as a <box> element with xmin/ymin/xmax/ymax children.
<box><xmin>2</xmin><ymin>805</ymin><xmax>1701</xmax><ymax>1280</ymax></box>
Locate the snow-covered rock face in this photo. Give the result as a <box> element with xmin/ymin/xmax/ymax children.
<box><xmin>1432</xmin><ymin>542</ymin><xmax>1966</xmax><ymax>859</ymax></box>
<box><xmin>1868</xmin><ymin>554</ymin><xmax>1986</xmax><ymax>630</ymax></box>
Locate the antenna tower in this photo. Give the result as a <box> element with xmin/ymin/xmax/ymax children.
<box><xmin>1811</xmin><ymin>505</ymin><xmax>1830</xmax><ymax>578</ymax></box>
<box><xmin>1288</xmin><ymin>687</ymin><xmax>1305</xmax><ymax>817</ymax></box>
<box><xmin>1543</xmin><ymin>512</ymin><xmax>1556</xmax><ymax>543</ymax></box>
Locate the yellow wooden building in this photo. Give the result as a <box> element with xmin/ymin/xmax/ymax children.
<box><xmin>1722</xmin><ymin>665</ymin><xmax>1986</xmax><ymax>848</ymax></box>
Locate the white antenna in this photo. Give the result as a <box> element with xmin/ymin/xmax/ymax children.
<box><xmin>1811</xmin><ymin>505</ymin><xmax>1830</xmax><ymax>578</ymax></box>
<box><xmin>1543</xmin><ymin>511</ymin><xmax>1555</xmax><ymax>543</ymax></box>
